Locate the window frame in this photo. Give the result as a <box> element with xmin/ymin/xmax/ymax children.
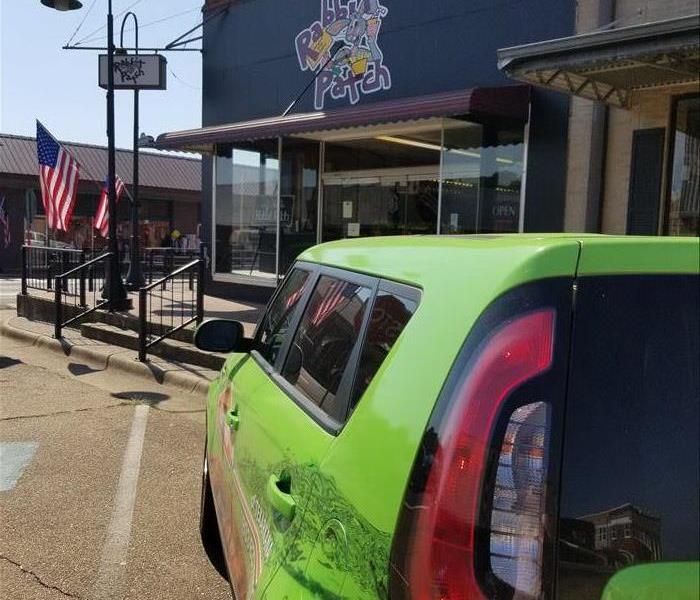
<box><xmin>252</xmin><ymin>264</ymin><xmax>317</xmax><ymax>368</ymax></box>
<box><xmin>662</xmin><ymin>92</ymin><xmax>700</xmax><ymax>236</ymax></box>
<box><xmin>251</xmin><ymin>261</ymin><xmax>420</xmax><ymax>436</ymax></box>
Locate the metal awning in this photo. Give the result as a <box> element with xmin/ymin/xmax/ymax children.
<box><xmin>155</xmin><ymin>86</ymin><xmax>530</xmax><ymax>152</ymax></box>
<box><xmin>497</xmin><ymin>14</ymin><xmax>699</xmax><ymax>107</ymax></box>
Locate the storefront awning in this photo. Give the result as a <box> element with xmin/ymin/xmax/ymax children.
<box><xmin>155</xmin><ymin>86</ymin><xmax>530</xmax><ymax>153</ymax></box>
<box><xmin>497</xmin><ymin>14</ymin><xmax>699</xmax><ymax>107</ymax></box>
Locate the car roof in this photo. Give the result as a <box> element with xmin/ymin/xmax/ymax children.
<box><xmin>298</xmin><ymin>234</ymin><xmax>699</xmax><ymax>291</ymax></box>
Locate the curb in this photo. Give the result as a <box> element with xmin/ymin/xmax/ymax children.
<box><xmin>0</xmin><ymin>319</ymin><xmax>213</xmax><ymax>398</ymax></box>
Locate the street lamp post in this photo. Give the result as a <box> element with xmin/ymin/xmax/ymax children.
<box><xmin>120</xmin><ymin>12</ymin><xmax>145</xmax><ymax>291</ymax></box>
<box><xmin>41</xmin><ymin>0</ymin><xmax>130</xmax><ymax>311</ymax></box>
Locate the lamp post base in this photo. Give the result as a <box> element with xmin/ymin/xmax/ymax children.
<box><xmin>109</xmin><ymin>297</ymin><xmax>133</xmax><ymax>312</ymax></box>
<box><xmin>124</xmin><ymin>276</ymin><xmax>145</xmax><ymax>292</ymax></box>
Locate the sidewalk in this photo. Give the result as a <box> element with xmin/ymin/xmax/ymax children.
<box><xmin>19</xmin><ymin>286</ymin><xmax>264</xmax><ymax>337</ymax></box>
<box><xmin>1</xmin><ymin>313</ymin><xmax>220</xmax><ymax>397</ymax></box>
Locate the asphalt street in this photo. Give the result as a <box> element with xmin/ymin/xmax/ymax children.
<box><xmin>0</xmin><ymin>308</ymin><xmax>231</xmax><ymax>600</ymax></box>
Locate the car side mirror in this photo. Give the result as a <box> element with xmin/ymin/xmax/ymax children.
<box><xmin>194</xmin><ymin>319</ymin><xmax>250</xmax><ymax>353</ymax></box>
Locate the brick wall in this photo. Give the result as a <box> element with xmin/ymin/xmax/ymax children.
<box><xmin>614</xmin><ymin>0</ymin><xmax>699</xmax><ymax>26</ymax></box>
<box><xmin>564</xmin><ymin>0</ymin><xmax>698</xmax><ymax>233</ymax></box>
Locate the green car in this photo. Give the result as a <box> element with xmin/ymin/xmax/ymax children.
<box><xmin>195</xmin><ymin>235</ymin><xmax>700</xmax><ymax>600</ymax></box>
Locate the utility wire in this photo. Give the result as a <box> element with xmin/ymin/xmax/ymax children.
<box><xmin>76</xmin><ymin>5</ymin><xmax>202</xmax><ymax>46</ymax></box>
<box><xmin>74</xmin><ymin>0</ymin><xmax>145</xmax><ymax>46</ymax></box>
<box><xmin>169</xmin><ymin>67</ymin><xmax>201</xmax><ymax>91</ymax></box>
<box><xmin>65</xmin><ymin>0</ymin><xmax>98</xmax><ymax>46</ymax></box>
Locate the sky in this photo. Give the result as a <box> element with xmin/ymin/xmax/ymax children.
<box><xmin>0</xmin><ymin>0</ymin><xmax>203</xmax><ymax>150</ymax></box>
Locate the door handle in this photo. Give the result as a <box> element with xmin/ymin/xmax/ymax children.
<box><xmin>266</xmin><ymin>474</ymin><xmax>296</xmax><ymax>521</ymax></box>
<box><xmin>225</xmin><ymin>407</ymin><xmax>240</xmax><ymax>431</ymax></box>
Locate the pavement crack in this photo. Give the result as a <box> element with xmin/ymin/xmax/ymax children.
<box><xmin>0</xmin><ymin>554</ymin><xmax>82</xmax><ymax>599</ymax></box>
<box><xmin>0</xmin><ymin>402</ymin><xmax>130</xmax><ymax>422</ymax></box>
<box><xmin>151</xmin><ymin>406</ymin><xmax>205</xmax><ymax>414</ymax></box>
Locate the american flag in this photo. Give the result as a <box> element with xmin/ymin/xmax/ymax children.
<box><xmin>36</xmin><ymin>121</ymin><xmax>80</xmax><ymax>231</ymax></box>
<box><xmin>311</xmin><ymin>279</ymin><xmax>349</xmax><ymax>326</ymax></box>
<box><xmin>94</xmin><ymin>176</ymin><xmax>125</xmax><ymax>238</ymax></box>
<box><xmin>0</xmin><ymin>196</ymin><xmax>10</xmax><ymax>249</ymax></box>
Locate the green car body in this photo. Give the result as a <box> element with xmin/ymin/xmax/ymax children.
<box><xmin>200</xmin><ymin>234</ymin><xmax>700</xmax><ymax>600</ymax></box>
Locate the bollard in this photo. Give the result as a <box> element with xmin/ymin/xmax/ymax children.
<box><xmin>21</xmin><ymin>246</ymin><xmax>28</xmax><ymax>295</ymax></box>
<box><xmin>54</xmin><ymin>277</ymin><xmax>62</xmax><ymax>339</ymax></box>
<box><xmin>138</xmin><ymin>289</ymin><xmax>147</xmax><ymax>362</ymax></box>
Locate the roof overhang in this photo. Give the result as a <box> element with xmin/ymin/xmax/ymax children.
<box><xmin>155</xmin><ymin>86</ymin><xmax>530</xmax><ymax>153</ymax></box>
<box><xmin>497</xmin><ymin>14</ymin><xmax>699</xmax><ymax>107</ymax></box>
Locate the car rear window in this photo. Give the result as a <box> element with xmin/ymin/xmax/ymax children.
<box><xmin>556</xmin><ymin>275</ymin><xmax>699</xmax><ymax>599</ymax></box>
<box><xmin>281</xmin><ymin>275</ymin><xmax>373</xmax><ymax>422</ymax></box>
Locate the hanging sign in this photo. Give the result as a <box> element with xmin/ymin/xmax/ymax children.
<box><xmin>99</xmin><ymin>54</ymin><xmax>167</xmax><ymax>90</ymax></box>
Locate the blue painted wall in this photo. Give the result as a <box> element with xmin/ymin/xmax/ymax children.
<box><xmin>202</xmin><ymin>0</ymin><xmax>575</xmax><ymax>124</ymax></box>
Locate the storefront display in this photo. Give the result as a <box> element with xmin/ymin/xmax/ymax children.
<box><xmin>212</xmin><ymin>117</ymin><xmax>525</xmax><ymax>283</ymax></box>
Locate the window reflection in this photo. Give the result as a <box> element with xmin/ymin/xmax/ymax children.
<box><xmin>441</xmin><ymin>119</ymin><xmax>523</xmax><ymax>234</ymax></box>
<box><xmin>323</xmin><ymin>128</ymin><xmax>441</xmax><ymax>240</ymax></box>
<box><xmin>215</xmin><ymin>141</ymin><xmax>279</xmax><ymax>280</ymax></box>
<box><xmin>667</xmin><ymin>95</ymin><xmax>700</xmax><ymax>236</ymax></box>
<box><xmin>556</xmin><ymin>276</ymin><xmax>699</xmax><ymax>600</ymax></box>
<box><xmin>280</xmin><ymin>139</ymin><xmax>319</xmax><ymax>274</ymax></box>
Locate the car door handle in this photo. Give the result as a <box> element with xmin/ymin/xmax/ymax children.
<box><xmin>266</xmin><ymin>474</ymin><xmax>296</xmax><ymax>521</ymax></box>
<box><xmin>225</xmin><ymin>407</ymin><xmax>240</xmax><ymax>431</ymax></box>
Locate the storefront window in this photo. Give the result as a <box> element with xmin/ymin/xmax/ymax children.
<box><xmin>211</xmin><ymin>117</ymin><xmax>526</xmax><ymax>283</ymax></box>
<box><xmin>666</xmin><ymin>95</ymin><xmax>700</xmax><ymax>236</ymax></box>
<box><xmin>280</xmin><ymin>139</ymin><xmax>319</xmax><ymax>274</ymax></box>
<box><xmin>322</xmin><ymin>127</ymin><xmax>441</xmax><ymax>241</ymax></box>
<box><xmin>215</xmin><ymin>141</ymin><xmax>279</xmax><ymax>281</ymax></box>
<box><xmin>441</xmin><ymin>118</ymin><xmax>524</xmax><ymax>234</ymax></box>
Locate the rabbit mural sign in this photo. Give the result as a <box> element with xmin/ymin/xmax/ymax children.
<box><xmin>295</xmin><ymin>0</ymin><xmax>391</xmax><ymax>110</ymax></box>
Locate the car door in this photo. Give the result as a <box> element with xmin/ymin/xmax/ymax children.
<box><xmin>263</xmin><ymin>280</ymin><xmax>421</xmax><ymax>599</ymax></box>
<box><xmin>208</xmin><ymin>263</ymin><xmax>379</xmax><ymax>600</ymax></box>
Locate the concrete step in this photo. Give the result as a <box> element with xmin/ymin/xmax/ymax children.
<box><xmin>80</xmin><ymin>322</ymin><xmax>227</xmax><ymax>371</ymax></box>
<box><xmin>17</xmin><ymin>293</ymin><xmax>196</xmax><ymax>343</ymax></box>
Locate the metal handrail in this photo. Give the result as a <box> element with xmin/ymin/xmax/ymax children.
<box><xmin>54</xmin><ymin>252</ymin><xmax>113</xmax><ymax>339</ymax></box>
<box><xmin>21</xmin><ymin>245</ymin><xmax>88</xmax><ymax>295</ymax></box>
<box><xmin>138</xmin><ymin>256</ymin><xmax>205</xmax><ymax>362</ymax></box>
<box><xmin>25</xmin><ymin>245</ymin><xmax>84</xmax><ymax>253</ymax></box>
<box><xmin>141</xmin><ymin>258</ymin><xmax>201</xmax><ymax>292</ymax></box>
<box><xmin>59</xmin><ymin>252</ymin><xmax>112</xmax><ymax>278</ymax></box>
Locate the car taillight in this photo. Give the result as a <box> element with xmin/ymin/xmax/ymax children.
<box><xmin>390</xmin><ymin>309</ymin><xmax>555</xmax><ymax>600</ymax></box>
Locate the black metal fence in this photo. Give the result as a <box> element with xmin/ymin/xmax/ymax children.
<box><xmin>21</xmin><ymin>246</ymin><xmax>87</xmax><ymax>295</ymax></box>
<box><xmin>138</xmin><ymin>257</ymin><xmax>205</xmax><ymax>362</ymax></box>
<box><xmin>54</xmin><ymin>253</ymin><xmax>111</xmax><ymax>339</ymax></box>
<box><xmin>21</xmin><ymin>245</ymin><xmax>200</xmax><ymax>296</ymax></box>
<box><xmin>143</xmin><ymin>247</ymin><xmax>201</xmax><ymax>285</ymax></box>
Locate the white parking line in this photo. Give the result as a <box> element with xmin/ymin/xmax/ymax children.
<box><xmin>92</xmin><ymin>404</ymin><xmax>149</xmax><ymax>600</ymax></box>
<box><xmin>0</xmin><ymin>442</ymin><xmax>38</xmax><ymax>491</ymax></box>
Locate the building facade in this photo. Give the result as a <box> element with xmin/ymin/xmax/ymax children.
<box><xmin>499</xmin><ymin>1</ymin><xmax>699</xmax><ymax>236</ymax></box>
<box><xmin>0</xmin><ymin>134</ymin><xmax>202</xmax><ymax>273</ymax></box>
<box><xmin>157</xmin><ymin>0</ymin><xmax>577</xmax><ymax>298</ymax></box>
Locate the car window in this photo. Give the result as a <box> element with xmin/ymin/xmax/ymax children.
<box><xmin>349</xmin><ymin>290</ymin><xmax>417</xmax><ymax>412</ymax></box>
<box><xmin>281</xmin><ymin>275</ymin><xmax>373</xmax><ymax>422</ymax></box>
<box><xmin>556</xmin><ymin>275</ymin><xmax>699</xmax><ymax>599</ymax></box>
<box><xmin>256</xmin><ymin>268</ymin><xmax>310</xmax><ymax>365</ymax></box>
